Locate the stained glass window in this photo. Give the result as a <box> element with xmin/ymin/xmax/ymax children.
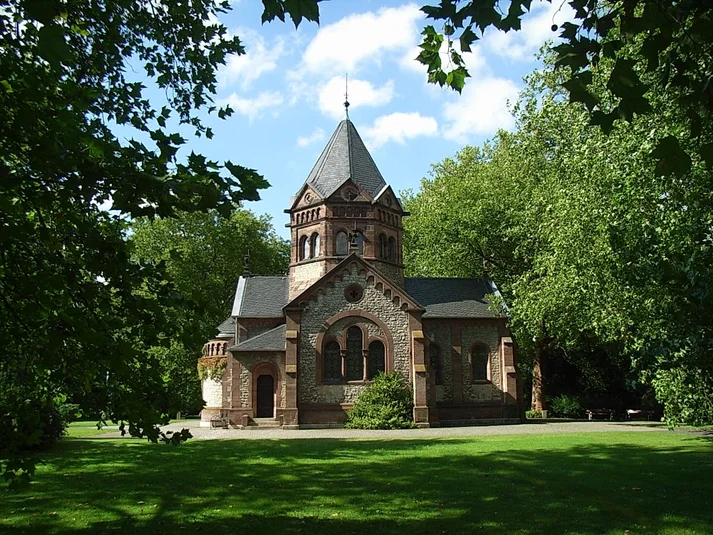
<box><xmin>336</xmin><ymin>232</ymin><xmax>348</xmax><ymax>256</ymax></box>
<box><xmin>324</xmin><ymin>341</ymin><xmax>341</xmax><ymax>382</ymax></box>
<box><xmin>345</xmin><ymin>327</ymin><xmax>363</xmax><ymax>381</ymax></box>
<box><xmin>472</xmin><ymin>345</ymin><xmax>488</xmax><ymax>382</ymax></box>
<box><xmin>367</xmin><ymin>341</ymin><xmax>385</xmax><ymax>380</ymax></box>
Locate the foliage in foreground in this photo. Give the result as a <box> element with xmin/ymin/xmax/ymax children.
<box><xmin>345</xmin><ymin>373</ymin><xmax>415</xmax><ymax>430</ymax></box>
<box><xmin>0</xmin><ymin>0</ymin><xmax>318</xmax><ymax>486</ymax></box>
<box><xmin>418</xmin><ymin>1</ymin><xmax>713</xmax><ymax>180</ymax></box>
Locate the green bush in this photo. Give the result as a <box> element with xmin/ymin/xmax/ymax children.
<box><xmin>549</xmin><ymin>394</ymin><xmax>583</xmax><ymax>418</ymax></box>
<box><xmin>58</xmin><ymin>403</ymin><xmax>83</xmax><ymax>425</ymax></box>
<box><xmin>525</xmin><ymin>410</ymin><xmax>543</xmax><ymax>419</ymax></box>
<box><xmin>345</xmin><ymin>373</ymin><xmax>415</xmax><ymax>429</ymax></box>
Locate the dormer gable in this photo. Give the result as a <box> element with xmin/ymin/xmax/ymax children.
<box><xmin>328</xmin><ymin>179</ymin><xmax>373</xmax><ymax>204</ymax></box>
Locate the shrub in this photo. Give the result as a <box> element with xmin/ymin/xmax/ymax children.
<box><xmin>345</xmin><ymin>373</ymin><xmax>415</xmax><ymax>429</ymax></box>
<box><xmin>58</xmin><ymin>403</ymin><xmax>83</xmax><ymax>425</ymax></box>
<box><xmin>549</xmin><ymin>394</ymin><xmax>583</xmax><ymax>418</ymax></box>
<box><xmin>525</xmin><ymin>410</ymin><xmax>543</xmax><ymax>419</ymax></box>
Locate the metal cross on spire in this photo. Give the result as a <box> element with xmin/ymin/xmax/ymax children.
<box><xmin>344</xmin><ymin>73</ymin><xmax>350</xmax><ymax>120</ymax></box>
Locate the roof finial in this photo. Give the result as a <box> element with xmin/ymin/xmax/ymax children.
<box><xmin>242</xmin><ymin>249</ymin><xmax>251</xmax><ymax>278</ymax></box>
<box><xmin>344</xmin><ymin>73</ymin><xmax>350</xmax><ymax>120</ymax></box>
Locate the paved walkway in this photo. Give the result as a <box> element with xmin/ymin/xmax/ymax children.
<box><xmin>101</xmin><ymin>420</ymin><xmax>669</xmax><ymax>441</ymax></box>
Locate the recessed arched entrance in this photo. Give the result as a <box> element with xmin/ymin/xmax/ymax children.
<box><xmin>256</xmin><ymin>374</ymin><xmax>275</xmax><ymax>418</ymax></box>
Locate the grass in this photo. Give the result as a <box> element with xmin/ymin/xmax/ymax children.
<box><xmin>1</xmin><ymin>431</ymin><xmax>712</xmax><ymax>534</ymax></box>
<box><xmin>65</xmin><ymin>420</ymin><xmax>187</xmax><ymax>438</ymax></box>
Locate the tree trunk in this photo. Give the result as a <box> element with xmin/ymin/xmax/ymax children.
<box><xmin>531</xmin><ymin>343</ymin><xmax>545</xmax><ymax>412</ymax></box>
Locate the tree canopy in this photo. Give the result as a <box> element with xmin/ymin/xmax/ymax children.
<box><xmin>130</xmin><ymin>209</ymin><xmax>289</xmax><ymax>414</ymax></box>
<box><xmin>418</xmin><ymin>0</ymin><xmax>713</xmax><ymax>175</ymax></box>
<box><xmin>0</xmin><ymin>0</ymin><xmax>318</xmax><ymax>486</ymax></box>
<box><xmin>405</xmin><ymin>45</ymin><xmax>713</xmax><ymax>424</ymax></box>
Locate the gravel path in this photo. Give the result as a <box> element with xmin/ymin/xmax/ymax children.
<box><xmin>89</xmin><ymin>420</ymin><xmax>671</xmax><ymax>441</ymax></box>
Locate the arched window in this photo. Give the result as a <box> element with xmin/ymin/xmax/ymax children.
<box><xmin>299</xmin><ymin>235</ymin><xmax>309</xmax><ymax>261</ymax></box>
<box><xmin>379</xmin><ymin>233</ymin><xmax>387</xmax><ymax>259</ymax></box>
<box><xmin>321</xmin><ymin>326</ymin><xmax>387</xmax><ymax>383</ymax></box>
<box><xmin>388</xmin><ymin>236</ymin><xmax>396</xmax><ymax>261</ymax></box>
<box><xmin>471</xmin><ymin>345</ymin><xmax>489</xmax><ymax>382</ymax></box>
<box><xmin>367</xmin><ymin>341</ymin><xmax>385</xmax><ymax>380</ymax></box>
<box><xmin>352</xmin><ymin>231</ymin><xmax>364</xmax><ymax>255</ymax></box>
<box><xmin>345</xmin><ymin>326</ymin><xmax>363</xmax><ymax>381</ymax></box>
<box><xmin>429</xmin><ymin>344</ymin><xmax>442</xmax><ymax>385</ymax></box>
<box><xmin>310</xmin><ymin>232</ymin><xmax>320</xmax><ymax>258</ymax></box>
<box><xmin>336</xmin><ymin>231</ymin><xmax>348</xmax><ymax>256</ymax></box>
<box><xmin>323</xmin><ymin>341</ymin><xmax>341</xmax><ymax>382</ymax></box>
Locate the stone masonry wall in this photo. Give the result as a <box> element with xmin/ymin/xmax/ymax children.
<box><xmin>290</xmin><ymin>261</ymin><xmax>325</xmax><ymax>298</ymax></box>
<box><xmin>427</xmin><ymin>325</ymin><xmax>453</xmax><ymax>403</ymax></box>
<box><xmin>461</xmin><ymin>324</ymin><xmax>502</xmax><ymax>402</ymax></box>
<box><xmin>299</xmin><ymin>265</ymin><xmax>410</xmax><ymax>404</ymax></box>
<box><xmin>371</xmin><ymin>260</ymin><xmax>404</xmax><ymax>287</ymax></box>
<box><xmin>236</xmin><ymin>353</ymin><xmax>286</xmax><ymax>409</ymax></box>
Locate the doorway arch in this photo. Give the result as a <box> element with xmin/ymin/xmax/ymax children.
<box><xmin>251</xmin><ymin>361</ymin><xmax>280</xmax><ymax>418</ymax></box>
<box><xmin>256</xmin><ymin>375</ymin><xmax>275</xmax><ymax>417</ymax></box>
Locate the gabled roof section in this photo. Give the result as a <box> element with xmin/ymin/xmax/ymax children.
<box><xmin>373</xmin><ymin>184</ymin><xmax>406</xmax><ymax>213</ymax></box>
<box><xmin>284</xmin><ymin>253</ymin><xmax>424</xmax><ymax>311</ymax></box>
<box><xmin>229</xmin><ymin>324</ymin><xmax>286</xmax><ymax>352</ymax></box>
<box><xmin>231</xmin><ymin>276</ymin><xmax>288</xmax><ymax>318</ymax></box>
<box><xmin>215</xmin><ymin>316</ymin><xmax>234</xmax><ymax>338</ymax></box>
<box><xmin>302</xmin><ymin>120</ymin><xmax>387</xmax><ymax>199</ymax></box>
<box><xmin>405</xmin><ymin>278</ymin><xmax>503</xmax><ymax>318</ymax></box>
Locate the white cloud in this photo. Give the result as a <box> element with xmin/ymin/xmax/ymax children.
<box><xmin>484</xmin><ymin>1</ymin><xmax>575</xmax><ymax>61</ymax></box>
<box><xmin>318</xmin><ymin>76</ymin><xmax>395</xmax><ymax>120</ymax></box>
<box><xmin>297</xmin><ymin>127</ymin><xmax>326</xmax><ymax>147</ymax></box>
<box><xmin>361</xmin><ymin>112</ymin><xmax>438</xmax><ymax>149</ymax></box>
<box><xmin>221</xmin><ymin>91</ymin><xmax>284</xmax><ymax>121</ymax></box>
<box><xmin>399</xmin><ymin>45</ymin><xmax>424</xmax><ymax>73</ymax></box>
<box><xmin>301</xmin><ymin>4</ymin><xmax>422</xmax><ymax>74</ymax></box>
<box><xmin>442</xmin><ymin>77</ymin><xmax>519</xmax><ymax>142</ymax></box>
<box><xmin>218</xmin><ymin>29</ymin><xmax>284</xmax><ymax>89</ymax></box>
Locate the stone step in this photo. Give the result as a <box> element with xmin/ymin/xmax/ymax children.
<box><xmin>245</xmin><ymin>418</ymin><xmax>282</xmax><ymax>430</ymax></box>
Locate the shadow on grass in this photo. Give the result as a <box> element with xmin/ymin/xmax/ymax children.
<box><xmin>2</xmin><ymin>434</ymin><xmax>712</xmax><ymax>534</ymax></box>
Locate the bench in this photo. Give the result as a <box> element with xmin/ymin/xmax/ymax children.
<box><xmin>586</xmin><ymin>408</ymin><xmax>614</xmax><ymax>421</ymax></box>
<box><xmin>626</xmin><ymin>409</ymin><xmax>655</xmax><ymax>421</ymax></box>
<box><xmin>210</xmin><ymin>413</ymin><xmax>229</xmax><ymax>429</ymax></box>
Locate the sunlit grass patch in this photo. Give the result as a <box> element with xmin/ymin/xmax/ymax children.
<box><xmin>1</xmin><ymin>431</ymin><xmax>711</xmax><ymax>534</ymax></box>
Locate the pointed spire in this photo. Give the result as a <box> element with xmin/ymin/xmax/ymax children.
<box><xmin>344</xmin><ymin>73</ymin><xmax>350</xmax><ymax>120</ymax></box>
<box><xmin>302</xmin><ymin>120</ymin><xmax>387</xmax><ymax>199</ymax></box>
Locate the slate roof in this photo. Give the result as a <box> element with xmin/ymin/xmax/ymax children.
<box><xmin>215</xmin><ymin>316</ymin><xmax>234</xmax><ymax>338</ymax></box>
<box><xmin>405</xmin><ymin>278</ymin><xmax>502</xmax><ymax>318</ymax></box>
<box><xmin>231</xmin><ymin>276</ymin><xmax>288</xmax><ymax>318</ymax></box>
<box><xmin>304</xmin><ymin>119</ymin><xmax>387</xmax><ymax>199</ymax></box>
<box><xmin>228</xmin><ymin>324</ymin><xmax>286</xmax><ymax>352</ymax></box>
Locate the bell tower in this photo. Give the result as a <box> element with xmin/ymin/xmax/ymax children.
<box><xmin>286</xmin><ymin>119</ymin><xmax>406</xmax><ymax>299</ymax></box>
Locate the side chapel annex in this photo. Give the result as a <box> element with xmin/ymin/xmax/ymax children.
<box><xmin>199</xmin><ymin>119</ymin><xmax>522</xmax><ymax>428</ymax></box>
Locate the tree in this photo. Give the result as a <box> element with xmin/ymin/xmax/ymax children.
<box><xmin>417</xmin><ymin>0</ymin><xmax>713</xmax><ymax>175</ymax></box>
<box><xmin>0</xmin><ymin>0</ymin><xmax>319</xmax><ymax>486</ymax></box>
<box><xmin>405</xmin><ymin>46</ymin><xmax>713</xmax><ymax>424</ymax></box>
<box><xmin>130</xmin><ymin>209</ymin><xmax>289</xmax><ymax>414</ymax></box>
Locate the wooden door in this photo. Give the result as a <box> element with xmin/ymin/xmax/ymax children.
<box><xmin>256</xmin><ymin>375</ymin><xmax>274</xmax><ymax>418</ymax></box>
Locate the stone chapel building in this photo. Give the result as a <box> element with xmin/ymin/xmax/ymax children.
<box><xmin>199</xmin><ymin>119</ymin><xmax>522</xmax><ymax>428</ymax></box>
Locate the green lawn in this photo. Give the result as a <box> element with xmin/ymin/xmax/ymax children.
<box><xmin>65</xmin><ymin>420</ymin><xmax>187</xmax><ymax>438</ymax></box>
<box><xmin>2</xmin><ymin>431</ymin><xmax>712</xmax><ymax>534</ymax></box>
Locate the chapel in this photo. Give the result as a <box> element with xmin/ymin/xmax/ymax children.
<box><xmin>199</xmin><ymin>118</ymin><xmax>522</xmax><ymax>428</ymax></box>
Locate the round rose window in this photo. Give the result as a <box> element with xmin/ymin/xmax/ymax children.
<box><xmin>344</xmin><ymin>283</ymin><xmax>364</xmax><ymax>303</ymax></box>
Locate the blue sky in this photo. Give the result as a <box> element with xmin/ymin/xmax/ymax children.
<box><xmin>165</xmin><ymin>0</ymin><xmax>573</xmax><ymax>238</ymax></box>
